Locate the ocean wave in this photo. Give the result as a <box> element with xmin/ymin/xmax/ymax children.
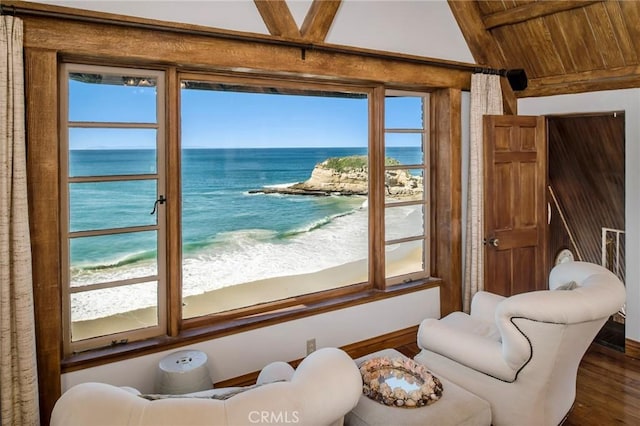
<box><xmin>183</xmin><ymin>239</ymin><xmax>215</xmax><ymax>255</ymax></box>
<box><xmin>263</xmin><ymin>182</ymin><xmax>300</xmax><ymax>189</ymax></box>
<box><xmin>212</xmin><ymin>229</ymin><xmax>279</xmax><ymax>245</ymax></box>
<box><xmin>72</xmin><ymin>249</ymin><xmax>156</xmax><ymax>273</ymax></box>
<box><xmin>197</xmin><ymin>190</ymin><xmax>235</xmax><ymax>196</ymax></box>
<box><xmin>281</xmin><ymin>209</ymin><xmax>356</xmax><ymax>237</ymax></box>
<box><xmin>183</xmin><ymin>206</ymin><xmax>370</xmax><ymax>287</ymax></box>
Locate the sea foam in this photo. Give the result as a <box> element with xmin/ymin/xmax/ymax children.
<box><xmin>71</xmin><ymin>202</ymin><xmax>424</xmax><ymax>321</ymax></box>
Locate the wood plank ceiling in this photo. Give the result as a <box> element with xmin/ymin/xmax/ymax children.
<box><xmin>448</xmin><ymin>0</ymin><xmax>640</xmax><ymax>97</ymax></box>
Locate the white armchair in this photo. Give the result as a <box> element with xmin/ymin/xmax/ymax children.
<box><xmin>51</xmin><ymin>347</ymin><xmax>362</xmax><ymax>426</ymax></box>
<box><xmin>415</xmin><ymin>261</ymin><xmax>626</xmax><ymax>426</ymax></box>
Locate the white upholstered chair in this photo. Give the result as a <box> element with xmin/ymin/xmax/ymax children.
<box><xmin>51</xmin><ymin>347</ymin><xmax>362</xmax><ymax>426</ymax></box>
<box><xmin>415</xmin><ymin>261</ymin><xmax>626</xmax><ymax>426</ymax></box>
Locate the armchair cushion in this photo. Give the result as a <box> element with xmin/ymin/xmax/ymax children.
<box><xmin>469</xmin><ymin>291</ymin><xmax>505</xmax><ymax>325</ymax></box>
<box><xmin>418</xmin><ymin>317</ymin><xmax>514</xmax><ymax>381</ymax></box>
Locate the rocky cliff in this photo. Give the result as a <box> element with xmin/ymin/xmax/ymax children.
<box><xmin>250</xmin><ymin>156</ymin><xmax>423</xmax><ymax>199</ymax></box>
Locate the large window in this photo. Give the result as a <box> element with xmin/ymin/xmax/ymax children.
<box><xmin>180</xmin><ymin>79</ymin><xmax>370</xmax><ymax>317</ymax></box>
<box><xmin>60</xmin><ymin>65</ymin><xmax>431</xmax><ymax>353</ymax></box>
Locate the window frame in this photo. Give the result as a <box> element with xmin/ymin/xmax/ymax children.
<box><xmin>383</xmin><ymin>89</ymin><xmax>431</xmax><ymax>286</ymax></box>
<box><xmin>59</xmin><ymin>63</ymin><xmax>168</xmax><ymax>354</ymax></box>
<box><xmin>177</xmin><ymin>72</ymin><xmax>381</xmax><ymax>328</ymax></box>
<box><xmin>58</xmin><ymin>66</ymin><xmax>437</xmax><ymax>354</ymax></box>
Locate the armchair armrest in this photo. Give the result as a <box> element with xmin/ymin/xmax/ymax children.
<box><xmin>417</xmin><ymin>318</ymin><xmax>519</xmax><ymax>382</ymax></box>
<box><xmin>256</xmin><ymin>361</ymin><xmax>294</xmax><ymax>385</ymax></box>
<box><xmin>470</xmin><ymin>291</ymin><xmax>506</xmax><ymax>323</ymax></box>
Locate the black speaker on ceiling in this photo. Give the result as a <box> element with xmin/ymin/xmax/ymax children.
<box><xmin>502</xmin><ymin>69</ymin><xmax>528</xmax><ymax>91</ymax></box>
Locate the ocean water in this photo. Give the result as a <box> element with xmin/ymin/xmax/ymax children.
<box><xmin>69</xmin><ymin>147</ymin><xmax>422</xmax><ymax>320</ymax></box>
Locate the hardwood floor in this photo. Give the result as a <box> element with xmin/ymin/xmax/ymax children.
<box><xmin>397</xmin><ymin>342</ymin><xmax>640</xmax><ymax>425</ymax></box>
<box><xmin>564</xmin><ymin>344</ymin><xmax>640</xmax><ymax>425</ymax></box>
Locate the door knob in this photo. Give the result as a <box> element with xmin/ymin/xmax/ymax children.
<box><xmin>486</xmin><ymin>237</ymin><xmax>499</xmax><ymax>247</ymax></box>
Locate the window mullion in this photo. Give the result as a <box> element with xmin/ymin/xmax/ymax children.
<box><xmin>68</xmin><ymin>174</ymin><xmax>158</xmax><ymax>183</ymax></box>
<box><xmin>165</xmin><ymin>67</ymin><xmax>181</xmax><ymax>337</ymax></box>
<box><xmin>370</xmin><ymin>86</ymin><xmax>386</xmax><ymax>290</ymax></box>
<box><xmin>69</xmin><ymin>224</ymin><xmax>158</xmax><ymax>238</ymax></box>
<box><xmin>70</xmin><ymin>275</ymin><xmax>160</xmax><ymax>293</ymax></box>
<box><xmin>68</xmin><ymin>121</ymin><xmax>158</xmax><ymax>129</ymax></box>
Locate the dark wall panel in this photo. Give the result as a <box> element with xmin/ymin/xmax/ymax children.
<box><xmin>547</xmin><ymin>113</ymin><xmax>625</xmax><ymax>271</ymax></box>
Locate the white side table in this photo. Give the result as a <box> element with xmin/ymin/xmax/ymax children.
<box><xmin>156</xmin><ymin>349</ymin><xmax>212</xmax><ymax>394</ymax></box>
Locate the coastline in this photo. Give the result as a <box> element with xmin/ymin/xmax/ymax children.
<box><xmin>71</xmin><ymin>245</ymin><xmax>423</xmax><ymax>341</ymax></box>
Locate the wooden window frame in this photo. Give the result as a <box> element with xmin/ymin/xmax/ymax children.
<box><xmin>178</xmin><ymin>72</ymin><xmax>379</xmax><ymax>328</ymax></box>
<box><xmin>383</xmin><ymin>90</ymin><xmax>431</xmax><ymax>286</ymax></box>
<box><xmin>58</xmin><ymin>66</ymin><xmax>438</xmax><ymax>353</ymax></box>
<box><xmin>59</xmin><ymin>64</ymin><xmax>168</xmax><ymax>354</ymax></box>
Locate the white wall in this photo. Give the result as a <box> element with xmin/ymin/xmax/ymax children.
<box><xmin>519</xmin><ymin>90</ymin><xmax>640</xmax><ymax>343</ymax></box>
<box><xmin>326</xmin><ymin>0</ymin><xmax>474</xmax><ymax>62</ymax></box>
<box><xmin>62</xmin><ymin>287</ymin><xmax>440</xmax><ymax>392</ymax></box>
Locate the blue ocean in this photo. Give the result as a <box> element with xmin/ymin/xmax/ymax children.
<box><xmin>69</xmin><ymin>147</ymin><xmax>421</xmax><ymax>319</ymax></box>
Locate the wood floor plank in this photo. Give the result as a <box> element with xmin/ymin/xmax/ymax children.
<box><xmin>564</xmin><ymin>345</ymin><xmax>640</xmax><ymax>425</ymax></box>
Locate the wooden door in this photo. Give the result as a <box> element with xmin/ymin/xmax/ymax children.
<box><xmin>483</xmin><ymin>115</ymin><xmax>547</xmax><ymax>296</ymax></box>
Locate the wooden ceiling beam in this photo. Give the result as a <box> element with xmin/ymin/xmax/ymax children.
<box><xmin>19</xmin><ymin>15</ymin><xmax>472</xmax><ymax>90</ymax></box>
<box><xmin>521</xmin><ymin>64</ymin><xmax>640</xmax><ymax>97</ymax></box>
<box><xmin>483</xmin><ymin>0</ymin><xmax>603</xmax><ymax>30</ymax></box>
<box><xmin>254</xmin><ymin>0</ymin><xmax>300</xmax><ymax>39</ymax></box>
<box><xmin>300</xmin><ymin>0</ymin><xmax>341</xmax><ymax>42</ymax></box>
<box><xmin>447</xmin><ymin>0</ymin><xmax>517</xmax><ymax>114</ymax></box>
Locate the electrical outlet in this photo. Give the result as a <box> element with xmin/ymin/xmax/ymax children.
<box><xmin>306</xmin><ymin>338</ymin><xmax>316</xmax><ymax>355</ymax></box>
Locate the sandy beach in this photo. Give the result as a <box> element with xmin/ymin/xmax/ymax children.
<box><xmin>71</xmin><ymin>243</ymin><xmax>423</xmax><ymax>341</ymax></box>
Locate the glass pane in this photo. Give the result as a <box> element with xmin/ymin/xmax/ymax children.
<box><xmin>70</xmin><ymin>231</ymin><xmax>158</xmax><ymax>287</ymax></box>
<box><xmin>70</xmin><ymin>281</ymin><xmax>158</xmax><ymax>341</ymax></box>
<box><xmin>70</xmin><ymin>180</ymin><xmax>157</xmax><ymax>232</ymax></box>
<box><xmin>385</xmin><ymin>96</ymin><xmax>423</xmax><ymax>129</ymax></box>
<box><xmin>385</xmin><ymin>204</ymin><xmax>424</xmax><ymax>241</ymax></box>
<box><xmin>69</xmin><ymin>72</ymin><xmax>157</xmax><ymax>123</ymax></box>
<box><xmin>385</xmin><ymin>241</ymin><xmax>424</xmax><ymax>279</ymax></box>
<box><xmin>385</xmin><ymin>133</ymin><xmax>424</xmax><ymax>165</ymax></box>
<box><xmin>69</xmin><ymin>128</ymin><xmax>157</xmax><ymax>176</ymax></box>
<box><xmin>180</xmin><ymin>85</ymin><xmax>369</xmax><ymax>317</ymax></box>
<box><xmin>385</xmin><ymin>168</ymin><xmax>424</xmax><ymax>204</ymax></box>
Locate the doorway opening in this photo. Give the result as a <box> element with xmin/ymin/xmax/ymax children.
<box><xmin>547</xmin><ymin>112</ymin><xmax>626</xmax><ymax>351</ymax></box>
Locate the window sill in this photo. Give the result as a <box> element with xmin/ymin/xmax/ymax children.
<box><xmin>61</xmin><ymin>278</ymin><xmax>441</xmax><ymax>373</ymax></box>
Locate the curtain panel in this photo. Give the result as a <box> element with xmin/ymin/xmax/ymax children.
<box><xmin>463</xmin><ymin>74</ymin><xmax>503</xmax><ymax>313</ymax></box>
<box><xmin>0</xmin><ymin>15</ymin><xmax>40</xmax><ymax>426</ymax></box>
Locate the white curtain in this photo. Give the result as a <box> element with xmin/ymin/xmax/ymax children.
<box><xmin>463</xmin><ymin>73</ymin><xmax>503</xmax><ymax>312</ymax></box>
<box><xmin>0</xmin><ymin>16</ymin><xmax>40</xmax><ymax>426</ymax></box>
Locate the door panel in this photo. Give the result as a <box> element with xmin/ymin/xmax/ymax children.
<box><xmin>512</xmin><ymin>247</ymin><xmax>536</xmax><ymax>294</ymax></box>
<box><xmin>484</xmin><ymin>115</ymin><xmax>547</xmax><ymax>296</ymax></box>
<box><xmin>485</xmin><ymin>249</ymin><xmax>511</xmax><ymax>296</ymax></box>
<box><xmin>494</xmin><ymin>163</ymin><xmax>512</xmax><ymax>228</ymax></box>
<box><xmin>518</xmin><ymin>163</ymin><xmax>537</xmax><ymax>226</ymax></box>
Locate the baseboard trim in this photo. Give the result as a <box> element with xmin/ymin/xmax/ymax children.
<box><xmin>214</xmin><ymin>325</ymin><xmax>419</xmax><ymax>387</ymax></box>
<box><xmin>340</xmin><ymin>325</ymin><xmax>419</xmax><ymax>360</ymax></box>
<box><xmin>626</xmin><ymin>338</ymin><xmax>640</xmax><ymax>360</ymax></box>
